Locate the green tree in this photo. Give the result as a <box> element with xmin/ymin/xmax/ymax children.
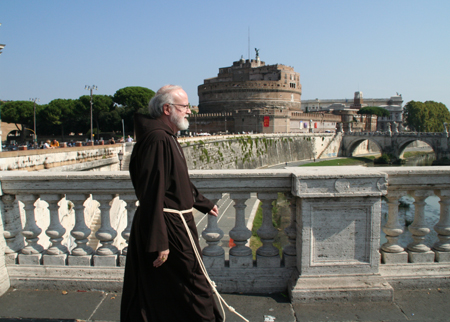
<box><xmin>0</xmin><ymin>100</ymin><xmax>39</xmax><ymax>141</ymax></box>
<box><xmin>78</xmin><ymin>95</ymin><xmax>114</xmax><ymax>138</ymax></box>
<box><xmin>404</xmin><ymin>101</ymin><xmax>450</xmax><ymax>132</ymax></box>
<box><xmin>39</xmin><ymin>99</ymin><xmax>77</xmax><ymax>139</ymax></box>
<box><xmin>113</xmin><ymin>86</ymin><xmax>155</xmax><ymax>134</ymax></box>
<box><xmin>357</xmin><ymin>106</ymin><xmax>390</xmax><ymax>117</ymax></box>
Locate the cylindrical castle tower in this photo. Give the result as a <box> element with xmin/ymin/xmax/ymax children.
<box><xmin>198</xmin><ymin>55</ymin><xmax>302</xmax><ymax>113</ymax></box>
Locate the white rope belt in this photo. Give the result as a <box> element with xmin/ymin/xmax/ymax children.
<box><xmin>163</xmin><ymin>208</ymin><xmax>249</xmax><ymax>322</ymax></box>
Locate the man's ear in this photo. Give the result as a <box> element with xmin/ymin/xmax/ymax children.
<box><xmin>163</xmin><ymin>104</ymin><xmax>171</xmax><ymax>116</ymax></box>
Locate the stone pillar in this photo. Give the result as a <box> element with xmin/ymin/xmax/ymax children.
<box><xmin>256</xmin><ymin>192</ymin><xmax>279</xmax><ymax>267</ymax></box>
<box><xmin>18</xmin><ymin>194</ymin><xmax>43</xmax><ymax>265</ymax></box>
<box><xmin>407</xmin><ymin>190</ymin><xmax>435</xmax><ymax>263</ymax></box>
<box><xmin>42</xmin><ymin>194</ymin><xmax>68</xmax><ymax>266</ymax></box>
<box><xmin>288</xmin><ymin>169</ymin><xmax>393</xmax><ymax>303</ymax></box>
<box><xmin>0</xmin><ymin>195</ymin><xmax>11</xmax><ymax>296</ymax></box>
<box><xmin>2</xmin><ymin>194</ymin><xmax>23</xmax><ymax>264</ymax></box>
<box><xmin>119</xmin><ymin>194</ymin><xmax>137</xmax><ymax>267</ymax></box>
<box><xmin>201</xmin><ymin>193</ymin><xmax>225</xmax><ymax>268</ymax></box>
<box><xmin>380</xmin><ymin>191</ymin><xmax>408</xmax><ymax>263</ymax></box>
<box><xmin>433</xmin><ymin>189</ymin><xmax>450</xmax><ymax>262</ymax></box>
<box><xmin>229</xmin><ymin>192</ymin><xmax>252</xmax><ymax>268</ymax></box>
<box><xmin>93</xmin><ymin>194</ymin><xmax>118</xmax><ymax>267</ymax></box>
<box><xmin>67</xmin><ymin>194</ymin><xmax>93</xmax><ymax>266</ymax></box>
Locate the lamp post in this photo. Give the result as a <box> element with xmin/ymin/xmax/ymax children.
<box><xmin>85</xmin><ymin>85</ymin><xmax>97</xmax><ymax>144</ymax></box>
<box><xmin>30</xmin><ymin>98</ymin><xmax>39</xmax><ymax>147</ymax></box>
<box><xmin>118</xmin><ymin>150</ymin><xmax>124</xmax><ymax>171</ymax></box>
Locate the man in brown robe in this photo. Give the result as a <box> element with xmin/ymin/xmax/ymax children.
<box><xmin>120</xmin><ymin>85</ymin><xmax>223</xmax><ymax>322</ymax></box>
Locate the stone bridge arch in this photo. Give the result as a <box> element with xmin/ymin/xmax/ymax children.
<box><xmin>342</xmin><ymin>135</ymin><xmax>384</xmax><ymax>157</ymax></box>
<box><xmin>396</xmin><ymin>137</ymin><xmax>436</xmax><ymax>159</ymax></box>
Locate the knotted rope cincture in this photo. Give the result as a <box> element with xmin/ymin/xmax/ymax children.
<box><xmin>163</xmin><ymin>208</ymin><xmax>249</xmax><ymax>322</ymax></box>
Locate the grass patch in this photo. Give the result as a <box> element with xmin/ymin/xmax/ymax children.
<box><xmin>299</xmin><ymin>156</ymin><xmax>376</xmax><ymax>167</ymax></box>
<box><xmin>403</xmin><ymin>151</ymin><xmax>434</xmax><ymax>158</ymax></box>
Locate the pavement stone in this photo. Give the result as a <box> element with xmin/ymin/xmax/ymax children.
<box><xmin>0</xmin><ymin>287</ymin><xmax>449</xmax><ymax>322</ymax></box>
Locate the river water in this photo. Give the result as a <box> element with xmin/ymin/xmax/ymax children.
<box><xmin>378</xmin><ymin>152</ymin><xmax>441</xmax><ymax>248</ymax></box>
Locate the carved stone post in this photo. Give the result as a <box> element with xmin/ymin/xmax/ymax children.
<box><xmin>93</xmin><ymin>194</ymin><xmax>118</xmax><ymax>266</ymax></box>
<box><xmin>283</xmin><ymin>193</ymin><xmax>297</xmax><ymax>268</ymax></box>
<box><xmin>288</xmin><ymin>169</ymin><xmax>392</xmax><ymax>303</ymax></box>
<box><xmin>2</xmin><ymin>194</ymin><xmax>23</xmax><ymax>264</ymax></box>
<box><xmin>18</xmin><ymin>194</ymin><xmax>43</xmax><ymax>265</ymax></box>
<box><xmin>229</xmin><ymin>192</ymin><xmax>252</xmax><ymax>268</ymax></box>
<box><xmin>41</xmin><ymin>194</ymin><xmax>67</xmax><ymax>265</ymax></box>
<box><xmin>120</xmin><ymin>194</ymin><xmax>137</xmax><ymax>267</ymax></box>
<box><xmin>201</xmin><ymin>193</ymin><xmax>225</xmax><ymax>268</ymax></box>
<box><xmin>380</xmin><ymin>191</ymin><xmax>408</xmax><ymax>263</ymax></box>
<box><xmin>67</xmin><ymin>194</ymin><xmax>93</xmax><ymax>266</ymax></box>
<box><xmin>433</xmin><ymin>189</ymin><xmax>450</xmax><ymax>262</ymax></box>
<box><xmin>407</xmin><ymin>190</ymin><xmax>435</xmax><ymax>263</ymax></box>
<box><xmin>256</xmin><ymin>192</ymin><xmax>279</xmax><ymax>267</ymax></box>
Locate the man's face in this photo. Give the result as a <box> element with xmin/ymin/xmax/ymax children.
<box><xmin>168</xmin><ymin>89</ymin><xmax>191</xmax><ymax>131</ymax></box>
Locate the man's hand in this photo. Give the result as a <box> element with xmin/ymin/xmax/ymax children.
<box><xmin>208</xmin><ymin>205</ymin><xmax>219</xmax><ymax>217</ymax></box>
<box><xmin>153</xmin><ymin>249</ymin><xmax>170</xmax><ymax>268</ymax></box>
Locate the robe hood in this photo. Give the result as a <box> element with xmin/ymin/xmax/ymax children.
<box><xmin>133</xmin><ymin>113</ymin><xmax>174</xmax><ymax>142</ymax></box>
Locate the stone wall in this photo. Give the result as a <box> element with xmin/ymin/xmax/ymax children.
<box><xmin>181</xmin><ymin>134</ymin><xmax>337</xmax><ymax>170</ymax></box>
<box><xmin>0</xmin><ymin>144</ymin><xmax>125</xmax><ymax>172</ymax></box>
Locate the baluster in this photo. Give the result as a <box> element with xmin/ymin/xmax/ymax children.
<box><xmin>120</xmin><ymin>194</ymin><xmax>137</xmax><ymax>267</ymax></box>
<box><xmin>2</xmin><ymin>194</ymin><xmax>23</xmax><ymax>264</ymax></box>
<box><xmin>93</xmin><ymin>194</ymin><xmax>118</xmax><ymax>267</ymax></box>
<box><xmin>229</xmin><ymin>192</ymin><xmax>252</xmax><ymax>268</ymax></box>
<box><xmin>67</xmin><ymin>194</ymin><xmax>93</xmax><ymax>266</ymax></box>
<box><xmin>433</xmin><ymin>190</ymin><xmax>450</xmax><ymax>262</ymax></box>
<box><xmin>381</xmin><ymin>192</ymin><xmax>408</xmax><ymax>263</ymax></box>
<box><xmin>283</xmin><ymin>193</ymin><xmax>297</xmax><ymax>267</ymax></box>
<box><xmin>407</xmin><ymin>190</ymin><xmax>435</xmax><ymax>263</ymax></box>
<box><xmin>201</xmin><ymin>193</ymin><xmax>224</xmax><ymax>268</ymax></box>
<box><xmin>256</xmin><ymin>192</ymin><xmax>279</xmax><ymax>267</ymax></box>
<box><xmin>17</xmin><ymin>194</ymin><xmax>43</xmax><ymax>265</ymax></box>
<box><xmin>41</xmin><ymin>194</ymin><xmax>67</xmax><ymax>266</ymax></box>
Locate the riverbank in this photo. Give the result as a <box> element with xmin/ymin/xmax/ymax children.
<box><xmin>300</xmin><ymin>151</ymin><xmax>437</xmax><ymax>167</ymax></box>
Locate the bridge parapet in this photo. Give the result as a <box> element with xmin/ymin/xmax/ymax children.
<box><xmin>1</xmin><ymin>167</ymin><xmax>450</xmax><ymax>302</ymax></box>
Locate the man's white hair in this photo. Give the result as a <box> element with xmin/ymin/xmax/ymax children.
<box><xmin>148</xmin><ymin>85</ymin><xmax>183</xmax><ymax>118</ymax></box>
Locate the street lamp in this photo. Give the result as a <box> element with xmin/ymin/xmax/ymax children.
<box><xmin>85</xmin><ymin>85</ymin><xmax>97</xmax><ymax>144</ymax></box>
<box><xmin>118</xmin><ymin>150</ymin><xmax>124</xmax><ymax>171</ymax></box>
<box><xmin>30</xmin><ymin>98</ymin><xmax>39</xmax><ymax>147</ymax></box>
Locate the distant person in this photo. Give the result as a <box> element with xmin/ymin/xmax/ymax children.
<box><xmin>126</xmin><ymin>135</ymin><xmax>133</xmax><ymax>143</ymax></box>
<box><xmin>50</xmin><ymin>139</ymin><xmax>59</xmax><ymax>148</ymax></box>
<box><xmin>43</xmin><ymin>140</ymin><xmax>51</xmax><ymax>149</ymax></box>
<box><xmin>110</xmin><ymin>138</ymin><xmax>115</xmax><ymax>145</ymax></box>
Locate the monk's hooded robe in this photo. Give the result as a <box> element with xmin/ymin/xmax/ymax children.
<box><xmin>120</xmin><ymin>114</ymin><xmax>222</xmax><ymax>322</ymax></box>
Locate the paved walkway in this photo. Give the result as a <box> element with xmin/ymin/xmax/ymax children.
<box><xmin>0</xmin><ymin>287</ymin><xmax>448</xmax><ymax>321</ymax></box>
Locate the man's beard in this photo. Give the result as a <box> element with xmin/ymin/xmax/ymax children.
<box><xmin>170</xmin><ymin>112</ymin><xmax>189</xmax><ymax>131</ymax></box>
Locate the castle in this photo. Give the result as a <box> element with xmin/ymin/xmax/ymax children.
<box><xmin>190</xmin><ymin>52</ymin><xmax>401</xmax><ymax>135</ymax></box>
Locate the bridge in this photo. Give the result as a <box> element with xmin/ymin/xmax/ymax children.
<box><xmin>1</xmin><ymin>166</ymin><xmax>450</xmax><ymax>305</ymax></box>
<box><xmin>342</xmin><ymin>130</ymin><xmax>450</xmax><ymax>162</ymax></box>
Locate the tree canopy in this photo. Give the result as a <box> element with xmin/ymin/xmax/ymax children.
<box><xmin>113</xmin><ymin>86</ymin><xmax>155</xmax><ymax>135</ymax></box>
<box><xmin>113</xmin><ymin>86</ymin><xmax>155</xmax><ymax>113</ymax></box>
<box><xmin>404</xmin><ymin>100</ymin><xmax>450</xmax><ymax>132</ymax></box>
<box><xmin>357</xmin><ymin>106</ymin><xmax>390</xmax><ymax>117</ymax></box>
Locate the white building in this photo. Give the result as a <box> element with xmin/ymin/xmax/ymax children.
<box><xmin>302</xmin><ymin>92</ymin><xmax>403</xmax><ymax>131</ymax></box>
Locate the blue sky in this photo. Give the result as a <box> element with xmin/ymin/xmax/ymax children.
<box><xmin>1</xmin><ymin>0</ymin><xmax>449</xmax><ymax>109</ymax></box>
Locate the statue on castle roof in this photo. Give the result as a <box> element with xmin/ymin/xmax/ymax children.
<box><xmin>255</xmin><ymin>48</ymin><xmax>260</xmax><ymax>58</ymax></box>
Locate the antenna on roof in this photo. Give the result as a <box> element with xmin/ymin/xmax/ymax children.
<box><xmin>248</xmin><ymin>26</ymin><xmax>250</xmax><ymax>60</ymax></box>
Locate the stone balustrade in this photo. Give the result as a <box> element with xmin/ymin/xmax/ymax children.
<box><xmin>1</xmin><ymin>167</ymin><xmax>450</xmax><ymax>302</ymax></box>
